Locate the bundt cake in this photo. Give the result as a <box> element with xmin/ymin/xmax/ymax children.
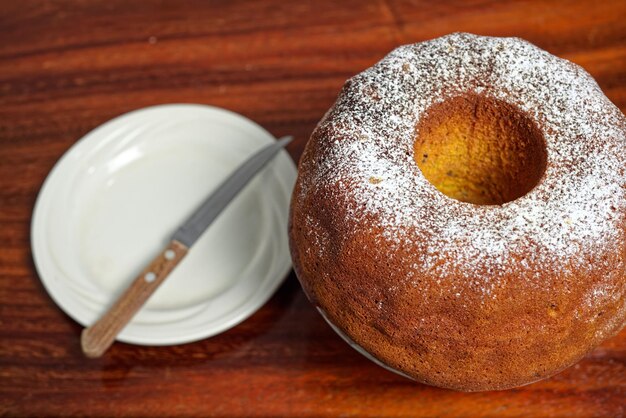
<box><xmin>288</xmin><ymin>33</ymin><xmax>626</xmax><ymax>391</ymax></box>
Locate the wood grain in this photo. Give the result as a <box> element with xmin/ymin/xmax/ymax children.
<box><xmin>1</xmin><ymin>0</ymin><xmax>625</xmax><ymax>416</ymax></box>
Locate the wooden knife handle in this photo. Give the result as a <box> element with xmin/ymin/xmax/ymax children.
<box><xmin>81</xmin><ymin>240</ymin><xmax>189</xmax><ymax>358</ymax></box>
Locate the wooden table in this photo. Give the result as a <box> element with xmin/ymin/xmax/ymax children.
<box><xmin>1</xmin><ymin>1</ymin><xmax>625</xmax><ymax>416</ymax></box>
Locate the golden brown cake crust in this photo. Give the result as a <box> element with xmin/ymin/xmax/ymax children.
<box><xmin>289</xmin><ymin>33</ymin><xmax>626</xmax><ymax>391</ymax></box>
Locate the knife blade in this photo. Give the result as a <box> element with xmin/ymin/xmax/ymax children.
<box><xmin>81</xmin><ymin>135</ymin><xmax>293</xmax><ymax>357</ymax></box>
<box><xmin>173</xmin><ymin>135</ymin><xmax>292</xmax><ymax>247</ymax></box>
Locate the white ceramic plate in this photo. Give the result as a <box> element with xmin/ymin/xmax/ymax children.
<box><xmin>32</xmin><ymin>104</ymin><xmax>297</xmax><ymax>345</ymax></box>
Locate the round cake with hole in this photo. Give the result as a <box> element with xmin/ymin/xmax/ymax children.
<box><xmin>288</xmin><ymin>33</ymin><xmax>626</xmax><ymax>391</ymax></box>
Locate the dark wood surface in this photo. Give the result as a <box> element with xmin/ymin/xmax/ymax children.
<box><xmin>1</xmin><ymin>1</ymin><xmax>625</xmax><ymax>416</ymax></box>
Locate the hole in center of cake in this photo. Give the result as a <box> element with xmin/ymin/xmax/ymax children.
<box><xmin>414</xmin><ymin>94</ymin><xmax>547</xmax><ymax>205</ymax></box>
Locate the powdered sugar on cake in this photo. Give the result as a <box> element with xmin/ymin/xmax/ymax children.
<box><xmin>298</xmin><ymin>33</ymin><xmax>626</xmax><ymax>304</ymax></box>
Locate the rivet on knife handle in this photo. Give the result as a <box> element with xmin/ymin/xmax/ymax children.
<box><xmin>81</xmin><ymin>240</ymin><xmax>188</xmax><ymax>358</ymax></box>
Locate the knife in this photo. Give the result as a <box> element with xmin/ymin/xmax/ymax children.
<box><xmin>81</xmin><ymin>135</ymin><xmax>293</xmax><ymax>358</ymax></box>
